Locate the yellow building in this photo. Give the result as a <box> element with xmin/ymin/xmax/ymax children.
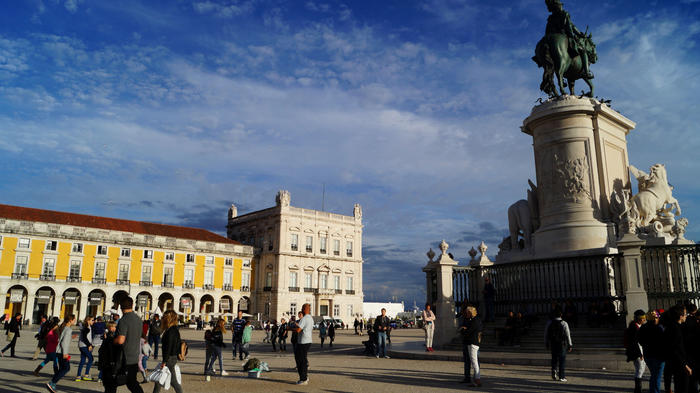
<box><xmin>0</xmin><ymin>204</ymin><xmax>255</xmax><ymax>324</ymax></box>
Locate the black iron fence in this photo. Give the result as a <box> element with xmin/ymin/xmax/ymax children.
<box><xmin>642</xmin><ymin>244</ymin><xmax>700</xmax><ymax>310</ymax></box>
<box><xmin>453</xmin><ymin>254</ymin><xmax>626</xmax><ymax>317</ymax></box>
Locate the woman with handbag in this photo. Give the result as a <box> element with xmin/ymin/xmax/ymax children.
<box><xmin>46</xmin><ymin>314</ymin><xmax>76</xmax><ymax>393</ymax></box>
<box><xmin>1</xmin><ymin>313</ymin><xmax>22</xmax><ymax>357</ymax></box>
<box><xmin>206</xmin><ymin>319</ymin><xmax>228</xmax><ymax>376</ymax></box>
<box><xmin>153</xmin><ymin>310</ymin><xmax>183</xmax><ymax>393</ymax></box>
<box><xmin>422</xmin><ymin>304</ymin><xmax>436</xmax><ymax>352</ymax></box>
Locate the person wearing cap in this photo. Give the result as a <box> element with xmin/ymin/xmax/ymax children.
<box><xmin>639</xmin><ymin>309</ymin><xmax>665</xmax><ymax>393</ymax></box>
<box><xmin>625</xmin><ymin>309</ymin><xmax>647</xmax><ymax>393</ymax></box>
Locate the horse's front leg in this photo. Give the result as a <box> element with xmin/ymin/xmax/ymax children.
<box><xmin>671</xmin><ymin>197</ymin><xmax>682</xmax><ymax>216</ymax></box>
<box><xmin>568</xmin><ymin>79</ymin><xmax>575</xmax><ymax>96</ymax></box>
<box><xmin>556</xmin><ymin>71</ymin><xmax>566</xmax><ymax>96</ymax></box>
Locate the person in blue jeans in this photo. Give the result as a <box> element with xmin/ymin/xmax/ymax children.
<box><xmin>373</xmin><ymin>308</ymin><xmax>391</xmax><ymax>359</ymax></box>
<box><xmin>639</xmin><ymin>309</ymin><xmax>665</xmax><ymax>393</ymax></box>
<box><xmin>545</xmin><ymin>308</ymin><xmax>572</xmax><ymax>382</ymax></box>
<box><xmin>147</xmin><ymin>314</ymin><xmax>162</xmax><ymax>359</ymax></box>
<box><xmin>231</xmin><ymin>311</ymin><xmax>246</xmax><ymax>360</ymax></box>
<box><xmin>46</xmin><ymin>314</ymin><xmax>76</xmax><ymax>393</ymax></box>
<box><xmin>76</xmin><ymin>316</ymin><xmax>95</xmax><ymax>381</ymax></box>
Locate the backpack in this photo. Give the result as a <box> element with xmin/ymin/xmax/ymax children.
<box><xmin>178</xmin><ymin>340</ymin><xmax>188</xmax><ymax>361</ymax></box>
<box><xmin>548</xmin><ymin>320</ymin><xmax>565</xmax><ymax>346</ymax></box>
<box><xmin>97</xmin><ymin>335</ymin><xmax>128</xmax><ymax>386</ymax></box>
<box><xmin>243</xmin><ymin>358</ymin><xmax>260</xmax><ymax>371</ymax></box>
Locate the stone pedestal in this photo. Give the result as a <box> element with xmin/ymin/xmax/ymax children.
<box><xmin>616</xmin><ymin>233</ymin><xmax>649</xmax><ymax>324</ymax></box>
<box><xmin>522</xmin><ymin>96</ymin><xmax>636</xmax><ymax>258</ymax></box>
<box><xmin>422</xmin><ymin>241</ymin><xmax>457</xmax><ymax>349</ymax></box>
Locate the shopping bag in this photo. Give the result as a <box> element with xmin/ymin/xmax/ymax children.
<box><xmin>147</xmin><ymin>368</ymin><xmax>162</xmax><ymax>383</ymax></box>
<box><xmin>174</xmin><ymin>364</ymin><xmax>182</xmax><ymax>385</ymax></box>
<box><xmin>6</xmin><ymin>332</ymin><xmax>14</xmax><ymax>342</ymax></box>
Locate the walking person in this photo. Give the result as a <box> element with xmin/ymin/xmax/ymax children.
<box><xmin>278</xmin><ymin>318</ymin><xmax>288</xmax><ymax>352</ymax></box>
<box><xmin>270</xmin><ymin>321</ymin><xmax>278</xmax><ymax>352</ymax></box>
<box><xmin>92</xmin><ymin>316</ymin><xmax>106</xmax><ymax>350</ymax></box>
<box><xmin>664</xmin><ymin>305</ymin><xmax>692</xmax><ymax>393</ymax></box>
<box><xmin>34</xmin><ymin>318</ymin><xmax>60</xmax><ymax>376</ymax></box>
<box><xmin>33</xmin><ymin>315</ymin><xmax>49</xmax><ymax>360</ymax></box>
<box><xmin>1</xmin><ymin>313</ymin><xmax>22</xmax><ymax>357</ymax></box>
<box><xmin>76</xmin><ymin>315</ymin><xmax>95</xmax><ymax>381</ymax></box>
<box><xmin>459</xmin><ymin>305</ymin><xmax>483</xmax><ymax>387</ymax></box>
<box><xmin>328</xmin><ymin>322</ymin><xmax>335</xmax><ymax>348</ymax></box>
<box><xmin>105</xmin><ymin>296</ymin><xmax>145</xmax><ymax>393</ymax></box>
<box><xmin>263</xmin><ymin>321</ymin><xmax>271</xmax><ymax>343</ymax></box>
<box><xmin>231</xmin><ymin>311</ymin><xmax>246</xmax><ymax>361</ymax></box>
<box><xmin>147</xmin><ymin>315</ymin><xmax>161</xmax><ymax>360</ymax></box>
<box><xmin>152</xmin><ymin>310</ymin><xmax>184</xmax><ymax>393</ymax></box>
<box><xmin>354</xmin><ymin>318</ymin><xmax>359</xmax><ymax>335</ymax></box>
<box><xmin>241</xmin><ymin>320</ymin><xmax>252</xmax><ymax>360</ymax></box>
<box><xmin>138</xmin><ymin>333</ymin><xmax>153</xmax><ymax>383</ymax></box>
<box><xmin>625</xmin><ymin>310</ymin><xmax>647</xmax><ymax>393</ymax></box>
<box><xmin>291</xmin><ymin>303</ymin><xmax>313</xmax><ymax>385</ymax></box>
<box><xmin>640</xmin><ymin>309</ymin><xmax>666</xmax><ymax>393</ymax></box>
<box><xmin>374</xmin><ymin>308</ymin><xmax>391</xmax><ymax>359</ymax></box>
<box><xmin>290</xmin><ymin>313</ymin><xmax>301</xmax><ymax>354</ymax></box>
<box><xmin>45</xmin><ymin>314</ymin><xmax>76</xmax><ymax>393</ymax></box>
<box><xmin>685</xmin><ymin>303</ymin><xmax>700</xmax><ymax>393</ymax></box>
<box><xmin>545</xmin><ymin>308</ymin><xmax>572</xmax><ymax>382</ymax></box>
<box><xmin>319</xmin><ymin>321</ymin><xmax>328</xmax><ymax>348</ymax></box>
<box><xmin>422</xmin><ymin>304</ymin><xmax>436</xmax><ymax>352</ymax></box>
<box><xmin>207</xmin><ymin>319</ymin><xmax>228</xmax><ymax>376</ymax></box>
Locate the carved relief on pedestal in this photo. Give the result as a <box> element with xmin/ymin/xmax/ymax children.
<box><xmin>553</xmin><ymin>153</ymin><xmax>591</xmax><ymax>204</ymax></box>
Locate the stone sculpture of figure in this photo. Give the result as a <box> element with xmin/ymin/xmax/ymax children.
<box><xmin>624</xmin><ymin>164</ymin><xmax>682</xmax><ymax>227</ymax></box>
<box><xmin>276</xmin><ymin>190</ymin><xmax>291</xmax><ymax>207</ymax></box>
<box><xmin>672</xmin><ymin>218</ymin><xmax>689</xmax><ymax>241</ymax></box>
<box><xmin>507</xmin><ymin>180</ymin><xmax>539</xmax><ymax>250</ymax></box>
<box><xmin>353</xmin><ymin>203</ymin><xmax>362</xmax><ymax>219</ymax></box>
<box><xmin>532</xmin><ymin>0</ymin><xmax>597</xmax><ymax>97</ymax></box>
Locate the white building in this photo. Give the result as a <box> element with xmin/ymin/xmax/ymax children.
<box><xmin>363</xmin><ymin>302</ymin><xmax>404</xmax><ymax>319</ymax></box>
<box><xmin>227</xmin><ymin>190</ymin><xmax>364</xmax><ymax>323</ymax></box>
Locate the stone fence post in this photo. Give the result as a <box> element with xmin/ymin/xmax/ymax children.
<box><xmin>617</xmin><ymin>233</ymin><xmax>649</xmax><ymax>324</ymax></box>
<box><xmin>422</xmin><ymin>240</ymin><xmax>457</xmax><ymax>349</ymax></box>
<box><xmin>469</xmin><ymin>242</ymin><xmax>494</xmax><ymax>317</ymax></box>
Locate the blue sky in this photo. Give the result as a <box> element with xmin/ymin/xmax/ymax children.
<box><xmin>1</xmin><ymin>0</ymin><xmax>699</xmax><ymax>306</ymax></box>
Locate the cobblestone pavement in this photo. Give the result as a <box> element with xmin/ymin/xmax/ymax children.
<box><xmin>1</xmin><ymin>326</ymin><xmax>636</xmax><ymax>392</ymax></box>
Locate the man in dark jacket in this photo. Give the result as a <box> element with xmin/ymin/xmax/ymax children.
<box><xmin>685</xmin><ymin>304</ymin><xmax>700</xmax><ymax>393</ymax></box>
<box><xmin>459</xmin><ymin>305</ymin><xmax>483</xmax><ymax>386</ymax></box>
<box><xmin>374</xmin><ymin>309</ymin><xmax>391</xmax><ymax>359</ymax></box>
<box><xmin>625</xmin><ymin>309</ymin><xmax>647</xmax><ymax>393</ymax></box>
<box><xmin>664</xmin><ymin>305</ymin><xmax>692</xmax><ymax>393</ymax></box>
<box><xmin>1</xmin><ymin>313</ymin><xmax>21</xmax><ymax>357</ymax></box>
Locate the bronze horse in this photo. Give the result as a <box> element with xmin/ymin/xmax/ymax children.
<box><xmin>532</xmin><ymin>32</ymin><xmax>597</xmax><ymax>97</ymax></box>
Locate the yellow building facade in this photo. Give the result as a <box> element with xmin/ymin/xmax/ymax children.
<box><xmin>0</xmin><ymin>204</ymin><xmax>255</xmax><ymax>324</ymax></box>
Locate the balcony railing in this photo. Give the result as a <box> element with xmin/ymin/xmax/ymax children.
<box><xmin>263</xmin><ymin>286</ymin><xmax>272</xmax><ymax>292</ymax></box>
<box><xmin>289</xmin><ymin>286</ymin><xmax>300</xmax><ymax>292</ymax></box>
<box><xmin>333</xmin><ymin>251</ymin><xmax>340</xmax><ymax>256</ymax></box>
<box><xmin>303</xmin><ymin>287</ymin><xmax>314</xmax><ymax>293</ymax></box>
<box><xmin>92</xmin><ymin>277</ymin><xmax>106</xmax><ymax>284</ymax></box>
<box><xmin>40</xmin><ymin>274</ymin><xmax>56</xmax><ymax>281</ymax></box>
<box><xmin>116</xmin><ymin>279</ymin><xmax>130</xmax><ymax>286</ymax></box>
<box><xmin>11</xmin><ymin>273</ymin><xmax>28</xmax><ymax>280</ymax></box>
<box><xmin>347</xmin><ymin>251</ymin><xmax>353</xmax><ymax>257</ymax></box>
<box><xmin>140</xmin><ymin>280</ymin><xmax>153</xmax><ymax>287</ymax></box>
<box><xmin>345</xmin><ymin>290</ymin><xmax>355</xmax><ymax>295</ymax></box>
<box><xmin>203</xmin><ymin>284</ymin><xmax>214</xmax><ymax>290</ymax></box>
<box><xmin>335</xmin><ymin>289</ymin><xmax>343</xmax><ymax>294</ymax></box>
<box><xmin>162</xmin><ymin>281</ymin><xmax>174</xmax><ymax>288</ymax></box>
<box><xmin>182</xmin><ymin>282</ymin><xmax>194</xmax><ymax>289</ymax></box>
<box><xmin>66</xmin><ymin>276</ymin><xmax>81</xmax><ymax>283</ymax></box>
<box><xmin>223</xmin><ymin>284</ymin><xmax>233</xmax><ymax>291</ymax></box>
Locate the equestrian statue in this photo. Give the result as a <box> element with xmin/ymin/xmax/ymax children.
<box><xmin>532</xmin><ymin>0</ymin><xmax>597</xmax><ymax>98</ymax></box>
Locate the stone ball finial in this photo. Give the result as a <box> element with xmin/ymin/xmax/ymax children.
<box><xmin>468</xmin><ymin>247</ymin><xmax>477</xmax><ymax>260</ymax></box>
<box><xmin>478</xmin><ymin>241</ymin><xmax>488</xmax><ymax>255</ymax></box>
<box><xmin>439</xmin><ymin>240</ymin><xmax>449</xmax><ymax>255</ymax></box>
<box><xmin>427</xmin><ymin>248</ymin><xmax>435</xmax><ymax>262</ymax></box>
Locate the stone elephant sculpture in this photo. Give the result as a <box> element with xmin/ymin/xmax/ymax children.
<box><xmin>507</xmin><ymin>180</ymin><xmax>539</xmax><ymax>250</ymax></box>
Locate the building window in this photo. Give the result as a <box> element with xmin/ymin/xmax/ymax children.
<box><xmin>320</xmin><ymin>274</ymin><xmax>328</xmax><ymax>289</ymax></box>
<box><xmin>204</xmin><ymin>270</ymin><xmax>214</xmax><ymax>286</ymax></box>
<box><xmin>346</xmin><ymin>241</ymin><xmax>353</xmax><ymax>257</ymax></box>
<box><xmin>334</xmin><ymin>275</ymin><xmax>341</xmax><ymax>290</ymax></box>
<box><xmin>121</xmin><ymin>248</ymin><xmax>131</xmax><ymax>257</ymax></box>
<box><xmin>183</xmin><ymin>269</ymin><xmax>192</xmax><ymax>286</ymax></box>
<box><xmin>42</xmin><ymin>258</ymin><xmax>55</xmax><ymax>276</ymax></box>
<box><xmin>265</xmin><ymin>271</ymin><xmax>273</xmax><ymax>287</ymax></box>
<box><xmin>225</xmin><ymin>257</ymin><xmax>233</xmax><ymax>266</ymax></box>
<box><xmin>165</xmin><ymin>252</ymin><xmax>174</xmax><ymax>261</ymax></box>
<box><xmin>72</xmin><ymin>243</ymin><xmax>83</xmax><ymax>253</ymax></box>
<box><xmin>224</xmin><ymin>271</ymin><xmax>232</xmax><ymax>286</ymax></box>
<box><xmin>290</xmin><ymin>272</ymin><xmax>298</xmax><ymax>287</ymax></box>
<box><xmin>242</xmin><ymin>272</ymin><xmax>250</xmax><ymax>287</ymax></box>
<box><xmin>268</xmin><ymin>235</ymin><xmax>273</xmax><ymax>251</ymax></box>
<box><xmin>95</xmin><ymin>262</ymin><xmax>106</xmax><ymax>279</ymax></box>
<box><xmin>347</xmin><ymin>276</ymin><xmax>353</xmax><ymax>291</ymax></box>
<box><xmin>320</xmin><ymin>237</ymin><xmax>327</xmax><ymax>254</ymax></box>
<box><xmin>243</xmin><ymin>259</ymin><xmax>251</xmax><ymax>268</ymax></box>
<box><xmin>14</xmin><ymin>255</ymin><xmax>28</xmax><ymax>274</ymax></box>
<box><xmin>305</xmin><ymin>236</ymin><xmax>313</xmax><ymax>253</ymax></box>
<box><xmin>186</xmin><ymin>253</ymin><xmax>195</xmax><ymax>263</ymax></box>
<box><xmin>334</xmin><ymin>304</ymin><xmax>340</xmax><ymax>317</ymax></box>
<box><xmin>290</xmin><ymin>234</ymin><xmax>298</xmax><ymax>251</ymax></box>
<box><xmin>118</xmin><ymin>264</ymin><xmax>129</xmax><ymax>281</ymax></box>
<box><xmin>45</xmin><ymin>240</ymin><xmax>57</xmax><ymax>251</ymax></box>
<box><xmin>141</xmin><ymin>265</ymin><xmax>152</xmax><ymax>282</ymax></box>
<box><xmin>333</xmin><ymin>239</ymin><xmax>340</xmax><ymax>256</ymax></box>
<box><xmin>290</xmin><ymin>302</ymin><xmax>297</xmax><ymax>316</ymax></box>
<box><xmin>258</xmin><ymin>236</ymin><xmax>264</xmax><ymax>248</ymax></box>
<box><xmin>18</xmin><ymin>238</ymin><xmax>30</xmax><ymax>248</ymax></box>
<box><xmin>305</xmin><ymin>273</ymin><xmax>312</xmax><ymax>288</ymax></box>
<box><xmin>347</xmin><ymin>304</ymin><xmax>353</xmax><ymax>316</ymax></box>
<box><xmin>143</xmin><ymin>249</ymin><xmax>153</xmax><ymax>259</ymax></box>
<box><xmin>69</xmin><ymin>260</ymin><xmax>81</xmax><ymax>279</ymax></box>
<box><xmin>205</xmin><ymin>256</ymin><xmax>214</xmax><ymax>265</ymax></box>
<box><xmin>0</xmin><ymin>235</ymin><xmax>2</xmax><ymax>247</ymax></box>
<box><xmin>97</xmin><ymin>245</ymin><xmax>108</xmax><ymax>255</ymax></box>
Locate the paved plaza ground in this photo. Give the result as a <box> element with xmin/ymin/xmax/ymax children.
<box><xmin>1</xmin><ymin>326</ymin><xmax>638</xmax><ymax>392</ymax></box>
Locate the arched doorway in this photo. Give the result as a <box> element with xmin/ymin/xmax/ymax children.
<box><xmin>219</xmin><ymin>295</ymin><xmax>233</xmax><ymax>321</ymax></box>
<box><xmin>200</xmin><ymin>294</ymin><xmax>214</xmax><ymax>322</ymax></box>
<box><xmin>32</xmin><ymin>287</ymin><xmax>55</xmax><ymax>324</ymax></box>
<box><xmin>238</xmin><ymin>296</ymin><xmax>250</xmax><ymax>313</ymax></box>
<box><xmin>179</xmin><ymin>294</ymin><xmax>194</xmax><ymax>322</ymax></box>
<box><xmin>87</xmin><ymin>289</ymin><xmax>106</xmax><ymax>318</ymax></box>
<box><xmin>158</xmin><ymin>293</ymin><xmax>174</xmax><ymax>312</ymax></box>
<box><xmin>61</xmin><ymin>288</ymin><xmax>81</xmax><ymax>320</ymax></box>
<box><xmin>135</xmin><ymin>292</ymin><xmax>153</xmax><ymax>320</ymax></box>
<box><xmin>4</xmin><ymin>285</ymin><xmax>28</xmax><ymax>320</ymax></box>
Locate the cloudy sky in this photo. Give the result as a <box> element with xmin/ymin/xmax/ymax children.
<box><xmin>1</xmin><ymin>0</ymin><xmax>699</xmax><ymax>306</ymax></box>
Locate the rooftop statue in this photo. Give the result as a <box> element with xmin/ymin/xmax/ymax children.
<box><xmin>532</xmin><ymin>0</ymin><xmax>597</xmax><ymax>97</ymax></box>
